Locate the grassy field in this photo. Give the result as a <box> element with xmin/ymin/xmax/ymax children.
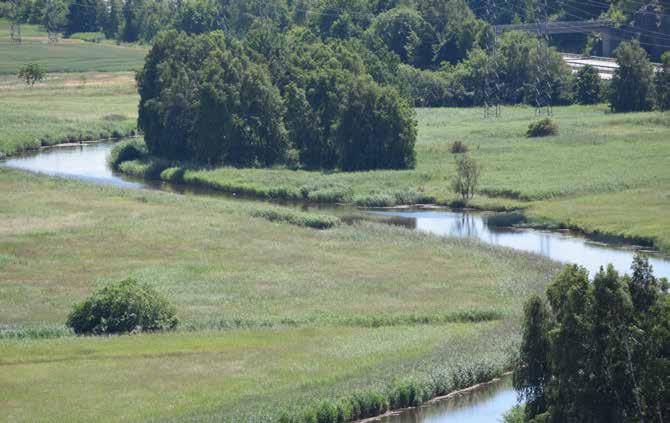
<box><xmin>0</xmin><ymin>19</ymin><xmax>146</xmax><ymax>74</ymax></box>
<box><xmin>113</xmin><ymin>104</ymin><xmax>670</xmax><ymax>251</ymax></box>
<box><xmin>0</xmin><ymin>72</ymin><xmax>138</xmax><ymax>156</ymax></box>
<box><xmin>0</xmin><ymin>168</ymin><xmax>559</xmax><ymax>421</ymax></box>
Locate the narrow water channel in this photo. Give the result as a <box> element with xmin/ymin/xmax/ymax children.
<box><xmin>4</xmin><ymin>141</ymin><xmax>670</xmax><ymax>422</ymax></box>
<box><xmin>376</xmin><ymin>377</ymin><xmax>515</xmax><ymax>423</ymax></box>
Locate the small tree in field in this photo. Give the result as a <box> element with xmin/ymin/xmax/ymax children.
<box><xmin>17</xmin><ymin>63</ymin><xmax>46</xmax><ymax>87</ymax></box>
<box><xmin>575</xmin><ymin>64</ymin><xmax>601</xmax><ymax>104</ymax></box>
<box><xmin>451</xmin><ymin>154</ymin><xmax>480</xmax><ymax>203</ymax></box>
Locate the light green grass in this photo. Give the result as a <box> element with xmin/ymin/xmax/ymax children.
<box><xmin>528</xmin><ymin>188</ymin><xmax>670</xmax><ymax>252</ymax></box>
<box><xmin>0</xmin><ymin>73</ymin><xmax>138</xmax><ymax>156</ymax></box>
<box><xmin>0</xmin><ymin>168</ymin><xmax>557</xmax><ymax>326</ymax></box>
<box><xmin>0</xmin><ymin>18</ymin><xmax>146</xmax><ymax>74</ymax></box>
<box><xmin>0</xmin><ymin>168</ymin><xmax>559</xmax><ymax>421</ymax></box>
<box><xmin>0</xmin><ymin>324</ymin><xmax>506</xmax><ymax>422</ymax></box>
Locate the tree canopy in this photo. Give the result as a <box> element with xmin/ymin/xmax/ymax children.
<box><xmin>137</xmin><ymin>30</ymin><xmax>417</xmax><ymax>170</ymax></box>
<box><xmin>514</xmin><ymin>256</ymin><xmax>670</xmax><ymax>423</ymax></box>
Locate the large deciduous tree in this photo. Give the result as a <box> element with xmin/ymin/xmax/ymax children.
<box><xmin>610</xmin><ymin>40</ymin><xmax>656</xmax><ymax>112</ymax></box>
<box><xmin>370</xmin><ymin>7</ymin><xmax>437</xmax><ymax>69</ymax></box>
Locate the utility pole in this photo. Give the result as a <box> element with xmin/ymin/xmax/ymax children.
<box><xmin>483</xmin><ymin>0</ymin><xmax>501</xmax><ymax>118</ymax></box>
<box><xmin>533</xmin><ymin>0</ymin><xmax>553</xmax><ymax>116</ymax></box>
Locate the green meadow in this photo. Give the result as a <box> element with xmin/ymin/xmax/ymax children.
<box><xmin>0</xmin><ymin>19</ymin><xmax>146</xmax><ymax>74</ymax></box>
<box><xmin>0</xmin><ymin>73</ymin><xmax>138</xmax><ymax>156</ymax></box>
<box><xmin>2</xmin><ymin>30</ymin><xmax>669</xmax><ymax>422</ymax></box>
<box><xmin>0</xmin><ymin>168</ymin><xmax>559</xmax><ymax>421</ymax></box>
<box><xmin>113</xmin><ymin>103</ymin><xmax>670</xmax><ymax>252</ymax></box>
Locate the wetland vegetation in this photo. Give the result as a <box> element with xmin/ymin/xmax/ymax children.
<box><xmin>1</xmin><ymin>0</ymin><xmax>670</xmax><ymax>421</ymax></box>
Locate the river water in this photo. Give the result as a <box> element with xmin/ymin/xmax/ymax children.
<box><xmin>4</xmin><ymin>141</ymin><xmax>670</xmax><ymax>422</ymax></box>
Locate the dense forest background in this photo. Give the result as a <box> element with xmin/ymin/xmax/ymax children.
<box><xmin>2</xmin><ymin>0</ymin><xmax>669</xmax><ymax>109</ymax></box>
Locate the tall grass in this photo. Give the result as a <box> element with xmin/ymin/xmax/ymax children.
<box><xmin>0</xmin><ymin>73</ymin><xmax>138</xmax><ymax>156</ymax></box>
<box><xmin>278</xmin><ymin>358</ymin><xmax>508</xmax><ymax>423</ymax></box>
<box><xmin>250</xmin><ymin>206</ymin><xmax>341</xmax><ymax>229</ymax></box>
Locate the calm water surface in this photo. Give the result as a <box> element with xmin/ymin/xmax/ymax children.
<box><xmin>5</xmin><ymin>142</ymin><xmax>670</xmax><ymax>422</ymax></box>
<box><xmin>377</xmin><ymin>377</ymin><xmax>515</xmax><ymax>423</ymax></box>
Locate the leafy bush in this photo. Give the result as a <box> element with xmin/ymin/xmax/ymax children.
<box><xmin>108</xmin><ymin>138</ymin><xmax>147</xmax><ymax>169</ymax></box>
<box><xmin>250</xmin><ymin>207</ymin><xmax>340</xmax><ymax>229</ymax></box>
<box><xmin>160</xmin><ymin>167</ymin><xmax>186</xmax><ymax>183</ymax></box>
<box><xmin>526</xmin><ymin>118</ymin><xmax>558</xmax><ymax>138</ymax></box>
<box><xmin>118</xmin><ymin>158</ymin><xmax>169</xmax><ymax>179</ymax></box>
<box><xmin>502</xmin><ymin>405</ymin><xmax>526</xmax><ymax>423</ymax></box>
<box><xmin>66</xmin><ymin>279</ymin><xmax>178</xmax><ymax>335</ymax></box>
<box><xmin>17</xmin><ymin>63</ymin><xmax>46</xmax><ymax>87</ymax></box>
<box><xmin>450</xmin><ymin>140</ymin><xmax>468</xmax><ymax>154</ymax></box>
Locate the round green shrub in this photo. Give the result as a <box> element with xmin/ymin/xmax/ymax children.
<box><xmin>108</xmin><ymin>139</ymin><xmax>147</xmax><ymax>169</ymax></box>
<box><xmin>526</xmin><ymin>118</ymin><xmax>558</xmax><ymax>138</ymax></box>
<box><xmin>66</xmin><ymin>279</ymin><xmax>178</xmax><ymax>335</ymax></box>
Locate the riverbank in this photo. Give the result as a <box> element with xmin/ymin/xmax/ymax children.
<box><xmin>355</xmin><ymin>374</ymin><xmax>512</xmax><ymax>423</ymax></box>
<box><xmin>0</xmin><ymin>167</ymin><xmax>559</xmax><ymax>421</ymax></box>
<box><xmin>111</xmin><ymin>103</ymin><xmax>670</xmax><ymax>254</ymax></box>
<box><xmin>0</xmin><ymin>72</ymin><xmax>138</xmax><ymax>157</ymax></box>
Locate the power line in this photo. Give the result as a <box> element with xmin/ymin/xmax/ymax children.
<box><xmin>497</xmin><ymin>0</ymin><xmax>670</xmax><ymax>50</ymax></box>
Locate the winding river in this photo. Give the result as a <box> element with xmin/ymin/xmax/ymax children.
<box><xmin>4</xmin><ymin>141</ymin><xmax>670</xmax><ymax>422</ymax></box>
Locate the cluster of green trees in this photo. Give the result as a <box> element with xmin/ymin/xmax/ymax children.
<box><xmin>513</xmin><ymin>256</ymin><xmax>670</xmax><ymax>422</ymax></box>
<box><xmin>137</xmin><ymin>29</ymin><xmax>416</xmax><ymax>170</ymax></box>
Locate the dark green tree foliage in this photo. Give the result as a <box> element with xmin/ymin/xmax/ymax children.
<box><xmin>66</xmin><ymin>0</ymin><xmax>100</xmax><ymax>34</ymax></box>
<box><xmin>610</xmin><ymin>40</ymin><xmax>656</xmax><ymax>112</ymax></box>
<box><xmin>425</xmin><ymin>0</ymin><xmax>482</xmax><ymax>66</ymax></box>
<box><xmin>138</xmin><ymin>31</ymin><xmax>286</xmax><ymax>166</ymax></box>
<box><xmin>121</xmin><ymin>0</ymin><xmax>142</xmax><ymax>41</ymax></box>
<box><xmin>335</xmin><ymin>77</ymin><xmax>416</xmax><ymax>170</ymax></box>
<box><xmin>656</xmin><ymin>52</ymin><xmax>670</xmax><ymax>111</ymax></box>
<box><xmin>513</xmin><ymin>295</ymin><xmax>551</xmax><ymax>421</ymax></box>
<box><xmin>43</xmin><ymin>0</ymin><xmax>67</xmax><ymax>35</ymax></box>
<box><xmin>174</xmin><ymin>0</ymin><xmax>220</xmax><ymax>35</ymax></box>
<box><xmin>195</xmin><ymin>48</ymin><xmax>287</xmax><ymax>166</ymax></box>
<box><xmin>575</xmin><ymin>64</ymin><xmax>602</xmax><ymax>104</ymax></box>
<box><xmin>457</xmin><ymin>31</ymin><xmax>573</xmax><ymax>106</ymax></box>
<box><xmin>137</xmin><ymin>30</ymin><xmax>417</xmax><ymax>170</ymax></box>
<box><xmin>514</xmin><ymin>257</ymin><xmax>670</xmax><ymax>423</ymax></box>
<box><xmin>67</xmin><ymin>279</ymin><xmax>178</xmax><ymax>335</ymax></box>
<box><xmin>310</xmin><ymin>0</ymin><xmax>372</xmax><ymax>40</ymax></box>
<box><xmin>104</xmin><ymin>0</ymin><xmax>121</xmax><ymax>38</ymax></box>
<box><xmin>369</xmin><ymin>7</ymin><xmax>437</xmax><ymax>68</ymax></box>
